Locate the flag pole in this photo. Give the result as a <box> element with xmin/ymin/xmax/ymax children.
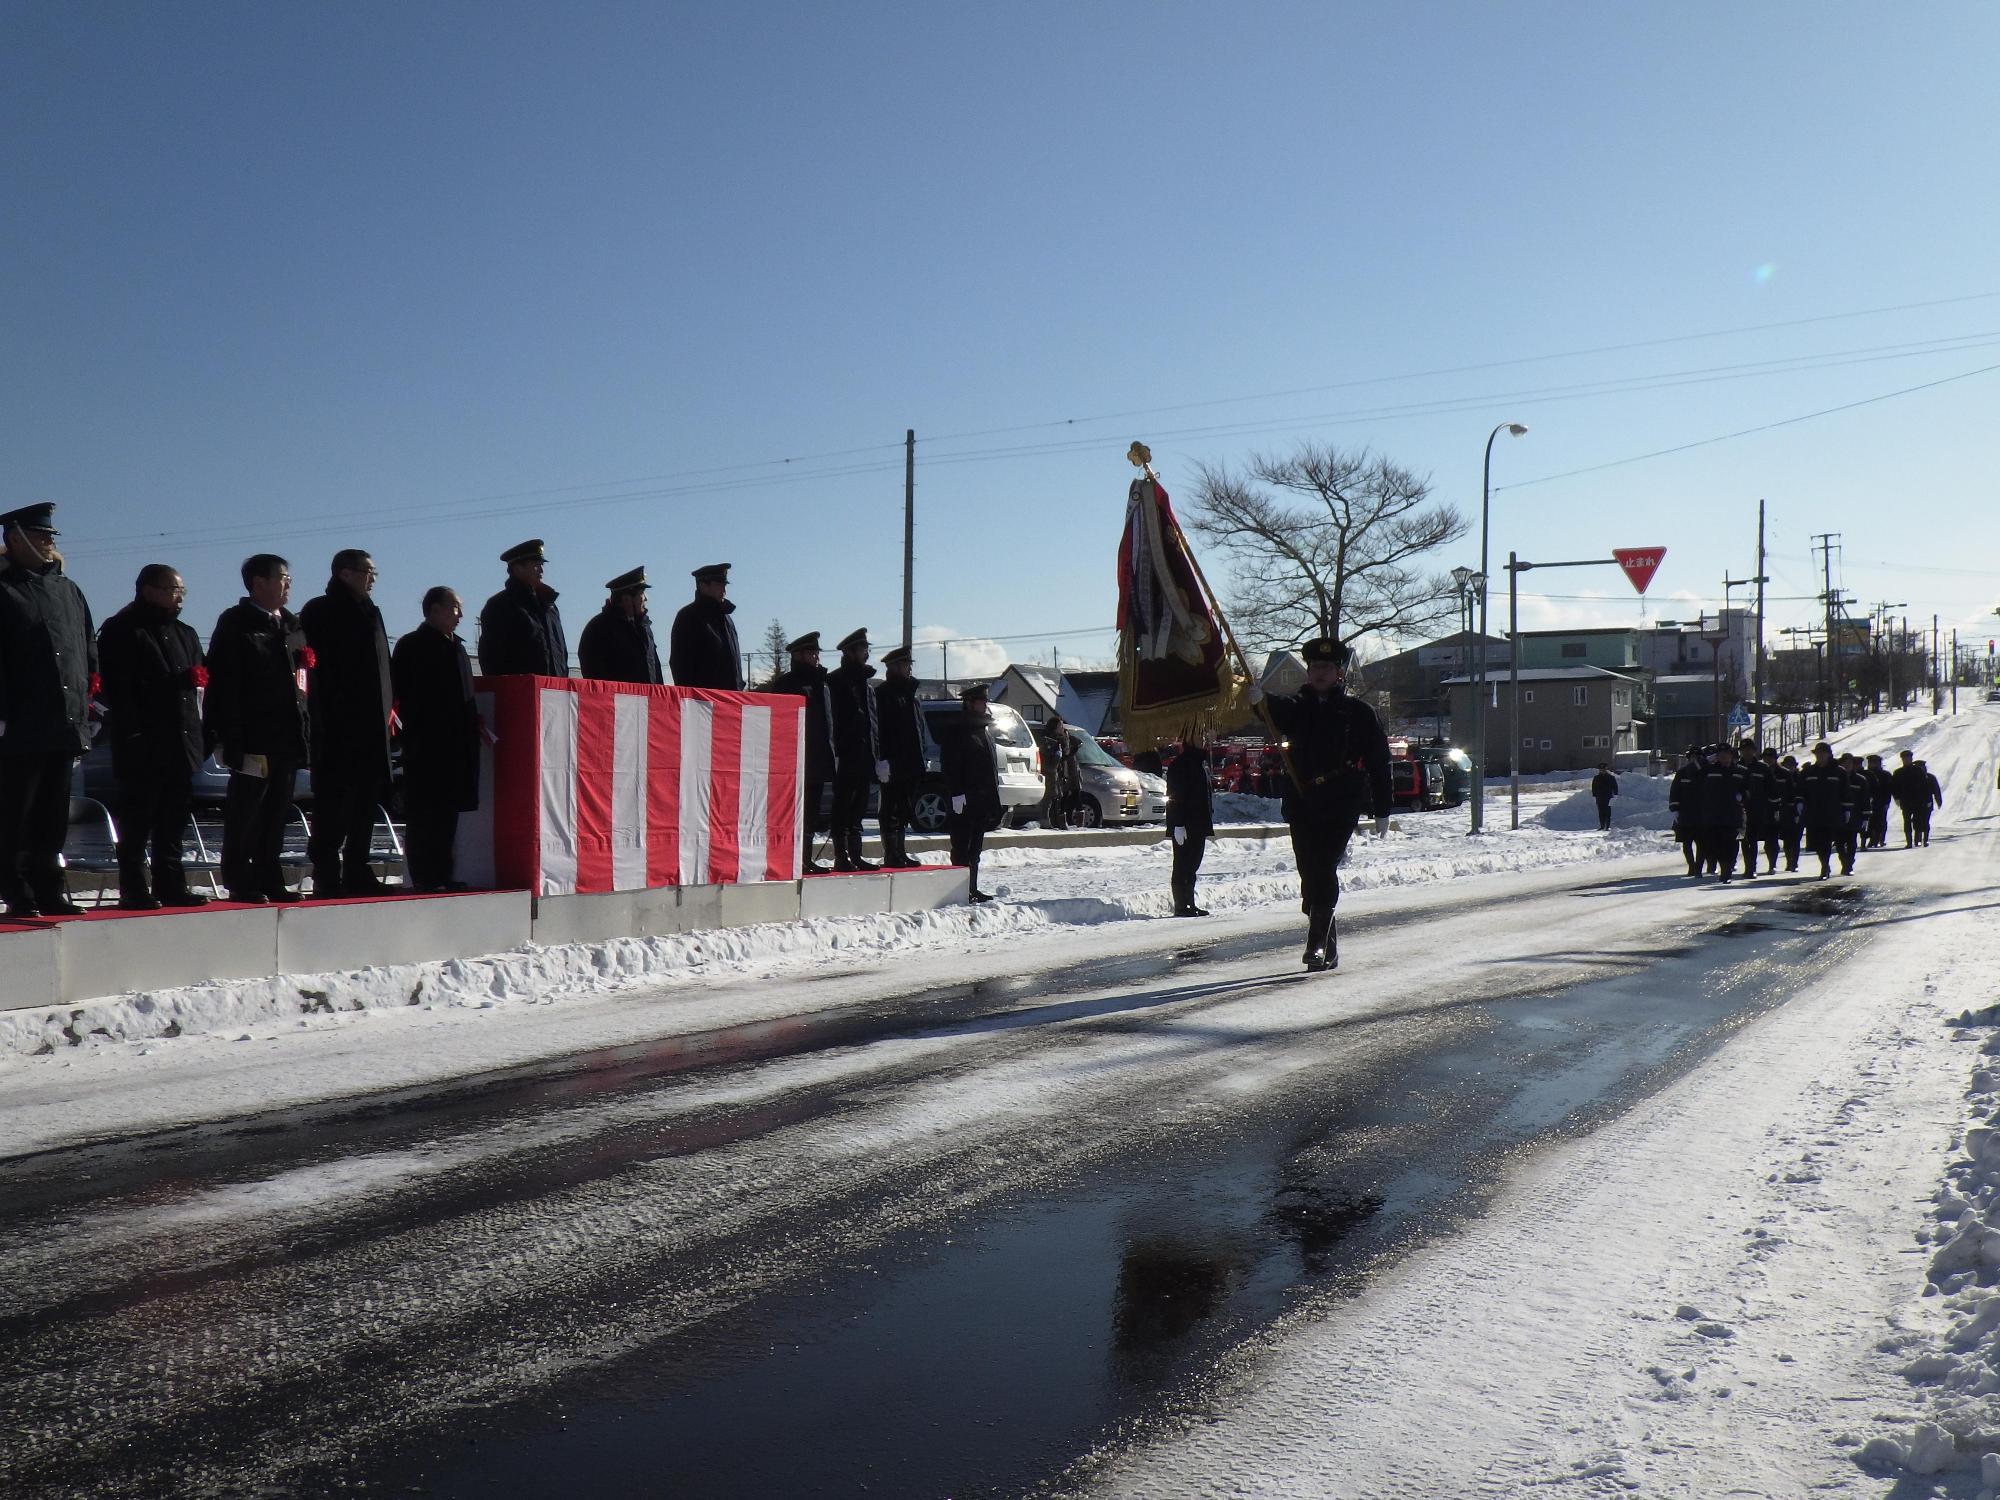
<box><xmin>1127</xmin><ymin>443</ymin><xmax>1299</xmax><ymax>793</ymax></box>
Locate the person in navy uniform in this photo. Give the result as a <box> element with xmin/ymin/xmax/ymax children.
<box><xmin>1761</xmin><ymin>747</ymin><xmax>1799</xmax><ymax>872</ymax></box>
<box><xmin>941</xmin><ymin>683</ymin><xmax>1002</xmax><ymax>903</ymax></box>
<box><xmin>299</xmin><ymin>549</ymin><xmax>394</xmax><ymax>897</ymax></box>
<box><xmin>1695</xmin><ymin>741</ymin><xmax>1747</xmax><ymax>882</ymax></box>
<box><xmin>391</xmin><ymin>587</ymin><xmax>482</xmax><ymax>892</ymax></box>
<box><xmin>669</xmin><ymin>563</ymin><xmax>743</xmax><ymax>691</ymax></box>
<box><xmin>204</xmin><ymin>554</ymin><xmax>310</xmax><ymax>904</ymax></box>
<box><xmin>1250</xmin><ymin>636</ymin><xmax>1393</xmax><ymax>972</ymax></box>
<box><xmin>1795</xmin><ymin>742</ymin><xmax>1857</xmax><ymax>879</ymax></box>
<box><xmin>826</xmin><ymin>627</ymin><xmax>886</xmax><ymax>871</ymax></box>
<box><xmin>96</xmin><ymin>564</ymin><xmax>209</xmax><ymax>909</ymax></box>
<box><xmin>1165</xmin><ymin>739</ymin><xmax>1214</xmax><ymax>916</ymax></box>
<box><xmin>1734</xmin><ymin>737</ymin><xmax>1773</xmax><ymax>876</ymax></box>
<box><xmin>0</xmin><ymin>502</ymin><xmax>96</xmax><ymax>917</ymax></box>
<box><xmin>578</xmin><ymin>566</ymin><xmax>664</xmax><ymax>685</ymax></box>
<box><xmin>476</xmin><ymin>538</ymin><xmax>569</xmax><ymax>677</ymax></box>
<box><xmin>1667</xmin><ymin>747</ymin><xmax>1704</xmax><ymax>876</ymax></box>
<box><xmin>768</xmin><ymin>631</ymin><xmax>837</xmax><ymax>873</ymax></box>
<box><xmin>873</xmin><ymin>644</ymin><xmax>925</xmax><ymax>870</ymax></box>
<box><xmin>1863</xmin><ymin>753</ymin><xmax>1895</xmax><ymax>849</ymax></box>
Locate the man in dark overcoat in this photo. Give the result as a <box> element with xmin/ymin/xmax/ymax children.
<box><xmin>1165</xmin><ymin>739</ymin><xmax>1214</xmax><ymax>916</ymax></box>
<box><xmin>768</xmin><ymin>632</ymin><xmax>837</xmax><ymax>873</ymax></box>
<box><xmin>874</xmin><ymin>644</ymin><xmax>924</xmax><ymax>869</ymax></box>
<box><xmin>299</xmin><ymin>549</ymin><xmax>394</xmax><ymax>896</ymax></box>
<box><xmin>1795</xmin><ymin>742</ymin><xmax>1856</xmax><ymax>879</ymax></box>
<box><xmin>826</xmin><ymin>627</ymin><xmax>885</xmax><ymax>871</ymax></box>
<box><xmin>204</xmin><ymin>553</ymin><xmax>309</xmax><ymax>903</ymax></box>
<box><xmin>96</xmin><ymin>564</ymin><xmax>209</xmax><ymax>908</ymax></box>
<box><xmin>476</xmin><ymin>539</ymin><xmax>569</xmax><ymax>677</ymax></box>
<box><xmin>668</xmin><ymin>563</ymin><xmax>742</xmax><ymax>690</ymax></box>
<box><xmin>578</xmin><ymin>567</ymin><xmax>664</xmax><ymax>685</ymax></box>
<box><xmin>391</xmin><ymin>587</ymin><xmax>482</xmax><ymax>892</ymax></box>
<box><xmin>1250</xmin><ymin>636</ymin><xmax>1392</xmax><ymax>971</ymax></box>
<box><xmin>0</xmin><ymin>502</ymin><xmax>96</xmax><ymax>917</ymax></box>
<box><xmin>942</xmin><ymin>683</ymin><xmax>1002</xmax><ymax>903</ymax></box>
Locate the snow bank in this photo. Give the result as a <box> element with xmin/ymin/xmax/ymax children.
<box><xmin>1539</xmin><ymin>771</ymin><xmax>1676</xmax><ymax>832</ymax></box>
<box><xmin>1861</xmin><ymin>1012</ymin><xmax>2000</xmax><ymax>1487</ymax></box>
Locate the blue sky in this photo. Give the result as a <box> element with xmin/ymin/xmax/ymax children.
<box><xmin>7</xmin><ymin>2</ymin><xmax>1998</xmax><ymax>677</ymax></box>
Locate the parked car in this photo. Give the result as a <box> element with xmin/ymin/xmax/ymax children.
<box><xmin>902</xmin><ymin>699</ymin><xmax>1046</xmax><ymax>833</ymax></box>
<box><xmin>74</xmin><ymin>741</ymin><xmax>317</xmax><ymax>807</ymax></box>
<box><xmin>1028</xmin><ymin>725</ymin><xmax>1165</xmax><ymax>827</ymax></box>
<box><xmin>1414</xmin><ymin>744</ymin><xmax>1471</xmax><ymax>806</ymax></box>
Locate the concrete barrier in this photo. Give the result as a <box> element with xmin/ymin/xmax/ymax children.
<box><xmin>60</xmin><ymin>906</ymin><xmax>279</xmax><ymax>1006</ymax></box>
<box><xmin>531</xmin><ymin>886</ymin><xmax>687</xmax><ymax>948</ymax></box>
<box><xmin>717</xmin><ymin>880</ymin><xmax>802</xmax><ymax>929</ymax></box>
<box><xmin>276</xmin><ymin>892</ymin><xmax>532</xmax><ymax>975</ymax></box>
<box><xmin>800</xmin><ymin>872</ymin><xmax>894</xmax><ymax>920</ymax></box>
<box><xmin>0</xmin><ymin>927</ymin><xmax>61</xmax><ymax>1012</ymax></box>
<box><xmin>890</xmin><ymin>866</ymin><xmax>970</xmax><ymax>911</ymax></box>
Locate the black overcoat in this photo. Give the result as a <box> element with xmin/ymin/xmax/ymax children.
<box><xmin>299</xmin><ymin>581</ymin><xmax>393</xmax><ymax>788</ymax></box>
<box><xmin>875</xmin><ymin>675</ymin><xmax>925</xmax><ymax>781</ymax></box>
<box><xmin>941</xmin><ymin>715</ymin><xmax>1003</xmax><ymax>828</ymax></box>
<box><xmin>578</xmin><ymin>606</ymin><xmax>664</xmax><ymax>685</ymax></box>
<box><xmin>203</xmin><ymin>600</ymin><xmax>309</xmax><ymax>765</ymax></box>
<box><xmin>769</xmin><ymin>663</ymin><xmax>837</xmax><ymax>781</ymax></box>
<box><xmin>477</xmin><ymin>577</ymin><xmax>569</xmax><ymax>677</ymax></box>
<box><xmin>1165</xmin><ymin>747</ymin><xmax>1214</xmax><ymax>837</ymax></box>
<box><xmin>390</xmin><ymin>626</ymin><xmax>481</xmax><ymax>813</ymax></box>
<box><xmin>668</xmin><ymin>596</ymin><xmax>742</xmax><ymax>690</ymax></box>
<box><xmin>0</xmin><ymin>557</ymin><xmax>96</xmax><ymax>757</ymax></box>
<box><xmin>96</xmin><ymin>600</ymin><xmax>204</xmax><ymax>780</ymax></box>
<box><xmin>826</xmin><ymin>661</ymin><xmax>880</xmax><ymax>769</ymax></box>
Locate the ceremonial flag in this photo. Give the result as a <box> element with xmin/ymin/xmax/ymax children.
<box><xmin>1116</xmin><ymin>444</ymin><xmax>1244</xmax><ymax>748</ymax></box>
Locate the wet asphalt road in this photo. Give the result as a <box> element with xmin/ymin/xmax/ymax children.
<box><xmin>0</xmin><ymin>867</ymin><xmax>1876</xmax><ymax>1499</ymax></box>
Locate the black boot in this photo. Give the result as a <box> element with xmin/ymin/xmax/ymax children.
<box><xmin>1303</xmin><ymin>904</ymin><xmax>1335</xmax><ymax>971</ymax></box>
<box><xmin>118</xmin><ymin>864</ymin><xmax>161</xmax><ymax>911</ymax></box>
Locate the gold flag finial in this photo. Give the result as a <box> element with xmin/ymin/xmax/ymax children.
<box><xmin>1126</xmin><ymin>441</ymin><xmax>1152</xmax><ymax>468</ymax></box>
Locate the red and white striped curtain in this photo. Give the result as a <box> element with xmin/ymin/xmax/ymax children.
<box><xmin>455</xmin><ymin>678</ymin><xmax>804</xmax><ymax>896</ymax></box>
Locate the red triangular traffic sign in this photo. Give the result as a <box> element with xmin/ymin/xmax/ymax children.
<box><xmin>1611</xmin><ymin>546</ymin><xmax>1666</xmax><ymax>595</ymax></box>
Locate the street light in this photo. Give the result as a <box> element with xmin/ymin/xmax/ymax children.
<box><xmin>1472</xmin><ymin>422</ymin><xmax>1528</xmax><ymax>835</ymax></box>
<box><xmin>1450</xmin><ymin>566</ymin><xmax>1481</xmax><ymax>746</ymax></box>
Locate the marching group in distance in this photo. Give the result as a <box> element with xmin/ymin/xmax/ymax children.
<box><xmin>1665</xmin><ymin>736</ymin><xmax>1945</xmax><ymax>883</ymax></box>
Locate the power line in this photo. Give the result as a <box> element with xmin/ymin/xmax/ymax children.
<box><xmin>1495</xmin><ymin>360</ymin><xmax>2000</xmax><ymax>492</ymax></box>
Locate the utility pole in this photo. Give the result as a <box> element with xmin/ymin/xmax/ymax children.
<box><xmin>1951</xmin><ymin>627</ymin><xmax>1959</xmax><ymax>713</ymax></box>
<box><xmin>1753</xmin><ymin>499</ymin><xmax>1767</xmax><ymax>746</ymax></box>
<box><xmin>1933</xmin><ymin>614</ymin><xmax>1942</xmax><ymax>710</ymax></box>
<box><xmin>1812</xmin><ymin>532</ymin><xmax>1839</xmax><ymax>731</ymax></box>
<box><xmin>901</xmin><ymin>429</ymin><xmax>915</xmax><ymax>654</ymax></box>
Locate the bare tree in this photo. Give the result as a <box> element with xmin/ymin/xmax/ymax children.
<box><xmin>1186</xmin><ymin>442</ymin><xmax>1468</xmax><ymax>654</ymax></box>
<box><xmin>760</xmin><ymin>618</ymin><xmax>789</xmax><ymax>687</ymax></box>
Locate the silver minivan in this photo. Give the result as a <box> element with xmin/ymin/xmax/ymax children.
<box><xmin>909</xmin><ymin>700</ymin><xmax>1047</xmax><ymax>832</ymax></box>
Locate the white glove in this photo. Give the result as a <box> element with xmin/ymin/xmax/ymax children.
<box><xmin>874</xmin><ymin>759</ymin><xmax>890</xmax><ymax>782</ymax></box>
<box><xmin>951</xmin><ymin>795</ymin><xmax>966</xmax><ymax>815</ymax></box>
<box><xmin>1172</xmin><ymin>827</ymin><xmax>1187</xmax><ymax>846</ymax></box>
<box><xmin>1374</xmin><ymin>815</ymin><xmax>1391</xmax><ymax>838</ymax></box>
<box><xmin>1246</xmin><ymin>681</ymin><xmax>1265</xmax><ymax>704</ymax></box>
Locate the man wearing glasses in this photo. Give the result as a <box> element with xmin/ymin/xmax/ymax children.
<box><xmin>300</xmin><ymin>549</ymin><xmax>394</xmax><ymax>897</ymax></box>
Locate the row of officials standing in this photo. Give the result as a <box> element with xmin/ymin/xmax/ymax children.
<box><xmin>0</xmin><ymin>509</ymin><xmax>750</xmax><ymax>917</ymax></box>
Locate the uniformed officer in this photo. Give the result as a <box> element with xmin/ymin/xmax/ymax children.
<box><xmin>942</xmin><ymin>682</ymin><xmax>1002</xmax><ymax>903</ymax></box>
<box><xmin>204</xmin><ymin>553</ymin><xmax>310</xmax><ymax>904</ymax></box>
<box><xmin>1165</xmin><ymin>738</ymin><xmax>1215</xmax><ymax>916</ymax></box>
<box><xmin>578</xmin><ymin>566</ymin><xmax>664</xmax><ymax>685</ymax></box>
<box><xmin>1667</xmin><ymin>747</ymin><xmax>1703</xmax><ymax>876</ymax></box>
<box><xmin>826</xmin><ymin>628</ymin><xmax>887</xmax><ymax>871</ymax></box>
<box><xmin>1735</xmin><ymin>737</ymin><xmax>1772</xmax><ymax>877</ymax></box>
<box><xmin>299</xmin><ymin>549</ymin><xmax>394</xmax><ymax>897</ymax></box>
<box><xmin>1795</xmin><ymin>742</ymin><xmax>1856</xmax><ymax>879</ymax></box>
<box><xmin>1863</xmin><ymin>753</ymin><xmax>1894</xmax><ymax>849</ymax></box>
<box><xmin>1760</xmin><ymin>747</ymin><xmax>1799</xmax><ymax>872</ymax></box>
<box><xmin>476</xmin><ymin>539</ymin><xmax>569</xmax><ymax>677</ymax></box>
<box><xmin>768</xmin><ymin>631</ymin><xmax>837</xmax><ymax>873</ymax></box>
<box><xmin>96</xmin><ymin>564</ymin><xmax>209</xmax><ymax>909</ymax></box>
<box><xmin>1249</xmin><ymin>636</ymin><xmax>1392</xmax><ymax>971</ymax></box>
<box><xmin>1695</xmin><ymin>741</ymin><xmax>1747</xmax><ymax>882</ymax></box>
<box><xmin>874</xmin><ymin>644</ymin><xmax>924</xmax><ymax>869</ymax></box>
<box><xmin>669</xmin><ymin>563</ymin><xmax>743</xmax><ymax>691</ymax></box>
<box><xmin>0</xmin><ymin>502</ymin><xmax>97</xmax><ymax>917</ymax></box>
<box><xmin>390</xmin><ymin>587</ymin><xmax>482</xmax><ymax>892</ymax></box>
<box><xmin>1839</xmin><ymin>752</ymin><xmax>1871</xmax><ymax>872</ymax></box>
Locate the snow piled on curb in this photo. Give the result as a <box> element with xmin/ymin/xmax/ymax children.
<box><xmin>1863</xmin><ymin>1008</ymin><xmax>2000</xmax><ymax>1490</ymax></box>
<box><xmin>0</xmin><ymin>800</ymin><xmax>1669</xmax><ymax>1061</ymax></box>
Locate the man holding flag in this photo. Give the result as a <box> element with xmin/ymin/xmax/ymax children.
<box><xmin>1249</xmin><ymin>640</ymin><xmax>1392</xmax><ymax>970</ymax></box>
<box><xmin>1116</xmin><ymin>442</ymin><xmax>1390</xmax><ymax>973</ymax></box>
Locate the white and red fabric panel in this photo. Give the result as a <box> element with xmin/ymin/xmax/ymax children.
<box><xmin>455</xmin><ymin>677</ymin><xmax>803</xmax><ymax>896</ymax></box>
